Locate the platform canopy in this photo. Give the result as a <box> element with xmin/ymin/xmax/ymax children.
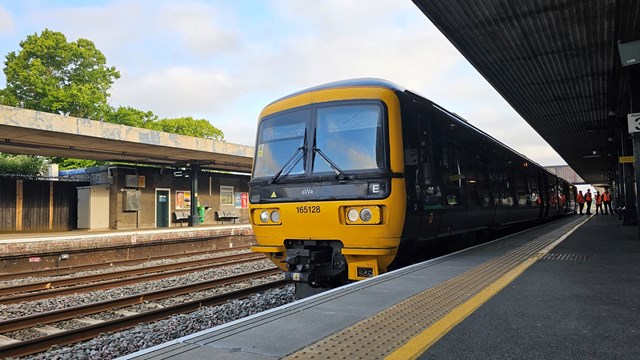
<box><xmin>413</xmin><ymin>0</ymin><xmax>640</xmax><ymax>185</ymax></box>
<box><xmin>0</xmin><ymin>105</ymin><xmax>254</xmax><ymax>173</ymax></box>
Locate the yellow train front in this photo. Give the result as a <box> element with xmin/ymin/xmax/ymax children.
<box><xmin>249</xmin><ymin>79</ymin><xmax>407</xmax><ymax>291</ymax></box>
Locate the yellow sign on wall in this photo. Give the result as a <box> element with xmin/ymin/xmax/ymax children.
<box><xmin>619</xmin><ymin>156</ymin><xmax>634</xmax><ymax>163</ymax></box>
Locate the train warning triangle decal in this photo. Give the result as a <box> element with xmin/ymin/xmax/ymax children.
<box><xmin>270</xmin><ymin>191</ymin><xmax>277</xmax><ymax>198</ymax></box>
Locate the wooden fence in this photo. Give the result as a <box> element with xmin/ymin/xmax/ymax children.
<box><xmin>0</xmin><ymin>177</ymin><xmax>87</xmax><ymax>232</ymax></box>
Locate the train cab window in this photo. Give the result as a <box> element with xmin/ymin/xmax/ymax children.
<box><xmin>312</xmin><ymin>103</ymin><xmax>385</xmax><ymax>174</ymax></box>
<box><xmin>253</xmin><ymin>109</ymin><xmax>309</xmax><ymax>179</ymax></box>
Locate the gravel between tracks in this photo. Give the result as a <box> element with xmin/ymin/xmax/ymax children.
<box><xmin>2</xmin><ymin>252</ymin><xmax>297</xmax><ymax>359</ymax></box>
<box><xmin>20</xmin><ymin>285</ymin><xmax>296</xmax><ymax>360</ymax></box>
<box><xmin>0</xmin><ymin>257</ymin><xmax>273</xmax><ymax>320</ymax></box>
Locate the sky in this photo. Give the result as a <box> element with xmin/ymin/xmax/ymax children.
<box><xmin>0</xmin><ymin>0</ymin><xmax>567</xmax><ymax>166</ymax></box>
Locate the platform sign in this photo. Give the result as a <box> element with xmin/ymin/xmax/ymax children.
<box><xmin>627</xmin><ymin>112</ymin><xmax>640</xmax><ymax>133</ymax></box>
<box><xmin>620</xmin><ymin>156</ymin><xmax>634</xmax><ymax>164</ymax></box>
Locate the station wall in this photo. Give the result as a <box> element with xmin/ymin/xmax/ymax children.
<box><xmin>79</xmin><ymin>166</ymin><xmax>250</xmax><ymax>230</ymax></box>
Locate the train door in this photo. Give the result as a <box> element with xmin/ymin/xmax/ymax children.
<box><xmin>417</xmin><ymin>109</ymin><xmax>441</xmax><ymax>241</ymax></box>
<box><xmin>436</xmin><ymin>129</ymin><xmax>466</xmax><ymax>237</ymax></box>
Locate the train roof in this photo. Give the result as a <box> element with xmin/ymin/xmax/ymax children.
<box><xmin>265</xmin><ymin>78</ymin><xmax>567</xmax><ymax>183</ymax></box>
<box><xmin>267</xmin><ymin>78</ymin><xmax>407</xmax><ymax>106</ymax></box>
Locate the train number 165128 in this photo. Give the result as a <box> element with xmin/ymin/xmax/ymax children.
<box><xmin>296</xmin><ymin>205</ymin><xmax>320</xmax><ymax>214</ymax></box>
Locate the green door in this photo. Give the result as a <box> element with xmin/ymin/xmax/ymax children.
<box><xmin>156</xmin><ymin>190</ymin><xmax>169</xmax><ymax>227</ymax></box>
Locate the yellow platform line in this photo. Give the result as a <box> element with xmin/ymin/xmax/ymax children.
<box><xmin>385</xmin><ymin>217</ymin><xmax>587</xmax><ymax>360</ymax></box>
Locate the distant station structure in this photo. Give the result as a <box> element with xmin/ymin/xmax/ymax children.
<box><xmin>544</xmin><ymin>166</ymin><xmax>585</xmax><ymax>185</ymax></box>
<box><xmin>0</xmin><ymin>105</ymin><xmax>254</xmax><ymax>232</ymax></box>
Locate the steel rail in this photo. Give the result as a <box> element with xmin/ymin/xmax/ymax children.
<box><xmin>0</xmin><ymin>268</ymin><xmax>282</xmax><ymax>333</ymax></box>
<box><xmin>0</xmin><ymin>251</ymin><xmax>261</xmax><ymax>296</ymax></box>
<box><xmin>0</xmin><ymin>254</ymin><xmax>266</xmax><ymax>305</ymax></box>
<box><xmin>0</xmin><ymin>245</ymin><xmax>251</xmax><ymax>281</ymax></box>
<box><xmin>0</xmin><ymin>278</ymin><xmax>289</xmax><ymax>359</ymax></box>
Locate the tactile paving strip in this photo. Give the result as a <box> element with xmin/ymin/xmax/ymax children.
<box><xmin>285</xmin><ymin>217</ymin><xmax>585</xmax><ymax>360</ymax></box>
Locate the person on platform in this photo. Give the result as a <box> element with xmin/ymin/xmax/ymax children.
<box><xmin>585</xmin><ymin>189</ymin><xmax>593</xmax><ymax>215</ymax></box>
<box><xmin>603</xmin><ymin>188</ymin><xmax>613</xmax><ymax>215</ymax></box>
<box><xmin>595</xmin><ymin>191</ymin><xmax>603</xmax><ymax>215</ymax></box>
<box><xmin>577</xmin><ymin>190</ymin><xmax>585</xmax><ymax>215</ymax></box>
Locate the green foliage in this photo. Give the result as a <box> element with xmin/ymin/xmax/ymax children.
<box><xmin>0</xmin><ymin>153</ymin><xmax>46</xmax><ymax>176</ymax></box>
<box><xmin>103</xmin><ymin>108</ymin><xmax>224</xmax><ymax>140</ymax></box>
<box><xmin>104</xmin><ymin>106</ymin><xmax>158</xmax><ymax>128</ymax></box>
<box><xmin>2</xmin><ymin>28</ymin><xmax>120</xmax><ymax>118</ymax></box>
<box><xmin>146</xmin><ymin>116</ymin><xmax>224</xmax><ymax>140</ymax></box>
<box><xmin>52</xmin><ymin>157</ymin><xmax>103</xmax><ymax>170</ymax></box>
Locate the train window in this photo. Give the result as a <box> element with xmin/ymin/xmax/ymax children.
<box><xmin>441</xmin><ymin>144</ymin><xmax>461</xmax><ymax>187</ymax></box>
<box><xmin>253</xmin><ymin>109</ymin><xmax>309</xmax><ymax>179</ymax></box>
<box><xmin>421</xmin><ymin>131</ymin><xmax>432</xmax><ymax>186</ymax></box>
<box><xmin>312</xmin><ymin>104</ymin><xmax>384</xmax><ymax>174</ymax></box>
<box><xmin>440</xmin><ymin>142</ymin><xmax>463</xmax><ymax>206</ymax></box>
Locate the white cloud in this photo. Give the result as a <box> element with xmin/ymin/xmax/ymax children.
<box><xmin>159</xmin><ymin>2</ymin><xmax>239</xmax><ymax>59</ymax></box>
<box><xmin>0</xmin><ymin>6</ymin><xmax>14</xmax><ymax>34</ymax></box>
<box><xmin>110</xmin><ymin>65</ymin><xmax>240</xmax><ymax>117</ymax></box>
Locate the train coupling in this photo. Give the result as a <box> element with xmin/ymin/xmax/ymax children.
<box><xmin>282</xmin><ymin>242</ymin><xmax>346</xmax><ymax>287</ymax></box>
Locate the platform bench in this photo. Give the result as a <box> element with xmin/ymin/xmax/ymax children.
<box><xmin>215</xmin><ymin>210</ymin><xmax>239</xmax><ymax>224</ymax></box>
<box><xmin>173</xmin><ymin>210</ymin><xmax>190</xmax><ymax>226</ymax></box>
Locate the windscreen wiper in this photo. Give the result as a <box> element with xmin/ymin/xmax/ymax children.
<box><xmin>313</xmin><ymin>147</ymin><xmax>349</xmax><ymax>180</ymax></box>
<box><xmin>268</xmin><ymin>145</ymin><xmax>305</xmax><ymax>184</ymax></box>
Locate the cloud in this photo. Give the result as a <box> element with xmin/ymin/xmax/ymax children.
<box><xmin>0</xmin><ymin>6</ymin><xmax>14</xmax><ymax>34</ymax></box>
<box><xmin>109</xmin><ymin>65</ymin><xmax>241</xmax><ymax>117</ymax></box>
<box><xmin>159</xmin><ymin>2</ymin><xmax>239</xmax><ymax>59</ymax></box>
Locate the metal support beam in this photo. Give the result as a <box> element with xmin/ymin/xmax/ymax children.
<box><xmin>189</xmin><ymin>164</ymin><xmax>200</xmax><ymax>226</ymax></box>
<box><xmin>630</xmin><ymin>65</ymin><xmax>640</xmax><ymax>231</ymax></box>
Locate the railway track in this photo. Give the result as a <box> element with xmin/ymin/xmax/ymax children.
<box><xmin>0</xmin><ymin>245</ymin><xmax>251</xmax><ymax>281</ymax></box>
<box><xmin>0</xmin><ymin>252</ymin><xmax>265</xmax><ymax>304</ymax></box>
<box><xmin>0</xmin><ymin>269</ymin><xmax>286</xmax><ymax>358</ymax></box>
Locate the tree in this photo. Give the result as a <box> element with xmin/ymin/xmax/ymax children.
<box><xmin>2</xmin><ymin>28</ymin><xmax>120</xmax><ymax>118</ymax></box>
<box><xmin>0</xmin><ymin>153</ymin><xmax>46</xmax><ymax>176</ymax></box>
<box><xmin>104</xmin><ymin>106</ymin><xmax>158</xmax><ymax>128</ymax></box>
<box><xmin>147</xmin><ymin>116</ymin><xmax>225</xmax><ymax>140</ymax></box>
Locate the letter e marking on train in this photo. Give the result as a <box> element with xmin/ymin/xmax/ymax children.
<box><xmin>371</xmin><ymin>184</ymin><xmax>380</xmax><ymax>194</ymax></box>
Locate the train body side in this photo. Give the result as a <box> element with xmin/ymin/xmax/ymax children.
<box><xmin>392</xmin><ymin>90</ymin><xmax>573</xmax><ymax>265</ymax></box>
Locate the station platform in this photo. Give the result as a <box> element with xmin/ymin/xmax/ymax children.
<box><xmin>122</xmin><ymin>214</ymin><xmax>640</xmax><ymax>360</ymax></box>
<box><xmin>0</xmin><ymin>224</ymin><xmax>254</xmax><ymax>274</ymax></box>
<box><xmin>0</xmin><ymin>224</ymin><xmax>253</xmax><ymax>257</ymax></box>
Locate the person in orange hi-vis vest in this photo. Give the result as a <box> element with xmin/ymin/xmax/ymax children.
<box><xmin>602</xmin><ymin>188</ymin><xmax>613</xmax><ymax>215</ymax></box>
<box><xmin>585</xmin><ymin>189</ymin><xmax>593</xmax><ymax>215</ymax></box>
<box><xmin>595</xmin><ymin>191</ymin><xmax>603</xmax><ymax>215</ymax></box>
<box><xmin>576</xmin><ymin>190</ymin><xmax>585</xmax><ymax>215</ymax></box>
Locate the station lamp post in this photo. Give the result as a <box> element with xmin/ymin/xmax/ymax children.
<box><xmin>189</xmin><ymin>163</ymin><xmax>200</xmax><ymax>226</ymax></box>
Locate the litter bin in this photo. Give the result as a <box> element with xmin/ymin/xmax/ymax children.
<box><xmin>197</xmin><ymin>206</ymin><xmax>205</xmax><ymax>223</ymax></box>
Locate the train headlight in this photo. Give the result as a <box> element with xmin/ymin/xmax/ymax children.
<box><xmin>254</xmin><ymin>209</ymin><xmax>282</xmax><ymax>225</ymax></box>
<box><xmin>360</xmin><ymin>208</ymin><xmax>373</xmax><ymax>222</ymax></box>
<box><xmin>347</xmin><ymin>209</ymin><xmax>360</xmax><ymax>222</ymax></box>
<box><xmin>270</xmin><ymin>210</ymin><xmax>281</xmax><ymax>223</ymax></box>
<box><xmin>344</xmin><ymin>206</ymin><xmax>382</xmax><ymax>225</ymax></box>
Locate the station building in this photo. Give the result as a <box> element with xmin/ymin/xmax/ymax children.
<box><xmin>60</xmin><ymin>165</ymin><xmax>250</xmax><ymax>230</ymax></box>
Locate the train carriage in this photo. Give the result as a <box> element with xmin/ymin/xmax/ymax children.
<box><xmin>249</xmin><ymin>79</ymin><xmax>574</xmax><ymax>295</ymax></box>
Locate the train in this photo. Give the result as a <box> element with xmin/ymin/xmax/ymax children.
<box><xmin>248</xmin><ymin>78</ymin><xmax>575</xmax><ymax>295</ymax></box>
